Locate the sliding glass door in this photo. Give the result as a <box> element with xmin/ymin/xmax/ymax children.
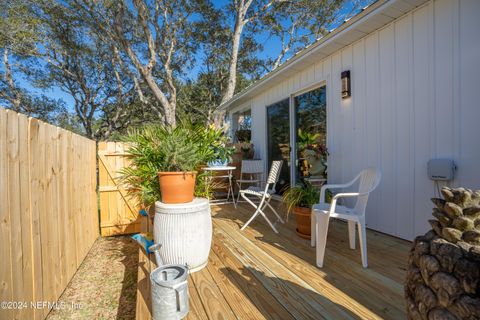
<box><xmin>265</xmin><ymin>84</ymin><xmax>327</xmax><ymax>192</ymax></box>
<box><xmin>294</xmin><ymin>85</ymin><xmax>327</xmax><ymax>182</ymax></box>
<box><xmin>266</xmin><ymin>98</ymin><xmax>290</xmax><ymax>194</ymax></box>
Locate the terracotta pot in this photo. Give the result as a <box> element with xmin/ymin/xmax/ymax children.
<box><xmin>294</xmin><ymin>206</ymin><xmax>312</xmax><ymax>239</ymax></box>
<box><xmin>158</xmin><ymin>171</ymin><xmax>197</xmax><ymax>204</ymax></box>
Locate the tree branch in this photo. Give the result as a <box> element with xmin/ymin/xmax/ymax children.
<box><xmin>133</xmin><ymin>0</ymin><xmax>157</xmax><ymax>71</ymax></box>
<box><xmin>2</xmin><ymin>48</ymin><xmax>21</xmax><ymax>111</ymax></box>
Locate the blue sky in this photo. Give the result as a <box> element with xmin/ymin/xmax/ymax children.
<box><xmin>8</xmin><ymin>0</ymin><xmax>371</xmax><ymax>112</ymax></box>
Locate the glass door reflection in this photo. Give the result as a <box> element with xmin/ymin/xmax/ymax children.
<box><xmin>266</xmin><ymin>98</ymin><xmax>290</xmax><ymax>194</ymax></box>
<box><xmin>294</xmin><ymin>86</ymin><xmax>327</xmax><ymax>183</ymax></box>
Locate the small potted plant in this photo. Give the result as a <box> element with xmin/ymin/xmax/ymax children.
<box><xmin>282</xmin><ymin>181</ymin><xmax>319</xmax><ymax>239</ymax></box>
<box><xmin>204</xmin><ymin>126</ymin><xmax>235</xmax><ymax>167</ymax></box>
<box><xmin>208</xmin><ymin>144</ymin><xmax>235</xmax><ymax>167</ymax></box>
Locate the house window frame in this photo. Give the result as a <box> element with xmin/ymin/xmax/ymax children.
<box><xmin>230</xmin><ymin>105</ymin><xmax>252</xmax><ymax>142</ymax></box>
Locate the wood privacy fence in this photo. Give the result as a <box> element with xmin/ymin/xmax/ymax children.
<box><xmin>0</xmin><ymin>108</ymin><xmax>98</xmax><ymax>320</ymax></box>
<box><xmin>98</xmin><ymin>142</ymin><xmax>141</xmax><ymax>236</ymax></box>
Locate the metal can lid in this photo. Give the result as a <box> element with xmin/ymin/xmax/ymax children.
<box><xmin>150</xmin><ymin>264</ymin><xmax>188</xmax><ymax>287</ymax></box>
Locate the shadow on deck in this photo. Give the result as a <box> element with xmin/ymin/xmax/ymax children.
<box><xmin>135</xmin><ymin>202</ymin><xmax>410</xmax><ymax>320</ymax></box>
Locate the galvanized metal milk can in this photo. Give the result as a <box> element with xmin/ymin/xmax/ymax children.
<box><xmin>149</xmin><ymin>244</ymin><xmax>189</xmax><ymax>320</ymax></box>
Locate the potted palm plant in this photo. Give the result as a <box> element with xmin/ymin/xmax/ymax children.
<box><xmin>121</xmin><ymin>125</ymin><xmax>204</xmax><ymax>204</ymax></box>
<box><xmin>282</xmin><ymin>181</ymin><xmax>319</xmax><ymax>239</ymax></box>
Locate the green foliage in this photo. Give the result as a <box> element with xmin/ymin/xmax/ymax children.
<box><xmin>119</xmin><ymin>123</ymin><xmax>234</xmax><ymax>207</ymax></box>
<box><xmin>282</xmin><ymin>181</ymin><xmax>319</xmax><ymax>219</ymax></box>
<box><xmin>0</xmin><ymin>0</ymin><xmax>41</xmax><ymax>54</ymax></box>
<box><xmin>118</xmin><ymin>157</ymin><xmax>161</xmax><ymax>209</ymax></box>
<box><xmin>193</xmin><ymin>124</ymin><xmax>235</xmax><ymax>163</ymax></box>
<box><xmin>194</xmin><ymin>171</ymin><xmax>226</xmax><ymax>199</ymax></box>
<box><xmin>177</xmin><ymin>72</ymin><xmax>255</xmax><ymax>125</ymax></box>
<box><xmin>297</xmin><ymin>129</ymin><xmax>321</xmax><ymax>151</ymax></box>
<box><xmin>124</xmin><ymin>125</ymin><xmax>204</xmax><ymax>173</ymax></box>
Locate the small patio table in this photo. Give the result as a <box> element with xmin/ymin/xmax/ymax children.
<box><xmin>202</xmin><ymin>166</ymin><xmax>237</xmax><ymax>207</ymax></box>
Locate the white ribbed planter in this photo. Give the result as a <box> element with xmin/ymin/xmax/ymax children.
<box><xmin>154</xmin><ymin>198</ymin><xmax>212</xmax><ymax>273</ymax></box>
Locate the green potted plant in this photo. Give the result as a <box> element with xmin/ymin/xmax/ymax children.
<box><xmin>297</xmin><ymin>129</ymin><xmax>320</xmax><ymax>153</ymax></box>
<box><xmin>201</xmin><ymin>125</ymin><xmax>235</xmax><ymax>167</ymax></box>
<box><xmin>208</xmin><ymin>145</ymin><xmax>235</xmax><ymax>166</ymax></box>
<box><xmin>121</xmin><ymin>125</ymin><xmax>204</xmax><ymax>204</ymax></box>
<box><xmin>282</xmin><ymin>181</ymin><xmax>319</xmax><ymax>239</ymax></box>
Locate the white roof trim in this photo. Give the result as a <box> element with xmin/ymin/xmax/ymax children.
<box><xmin>220</xmin><ymin>0</ymin><xmax>428</xmax><ymax>111</ymax></box>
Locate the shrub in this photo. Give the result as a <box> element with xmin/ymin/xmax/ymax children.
<box><xmin>282</xmin><ymin>181</ymin><xmax>319</xmax><ymax>220</ymax></box>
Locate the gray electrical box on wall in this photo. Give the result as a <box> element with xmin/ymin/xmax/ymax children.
<box><xmin>427</xmin><ymin>159</ymin><xmax>456</xmax><ymax>181</ymax></box>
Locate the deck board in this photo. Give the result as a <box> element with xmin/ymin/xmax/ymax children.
<box><xmin>204</xmin><ymin>250</ymin><xmax>271</xmax><ymax>319</ymax></box>
<box><xmin>136</xmin><ymin>202</ymin><xmax>410</xmax><ymax>319</ymax></box>
<box><xmin>215</xmin><ymin>204</ymin><xmax>406</xmax><ymax>319</ymax></box>
<box><xmin>209</xmin><ymin>239</ymin><xmax>294</xmax><ymax>320</ymax></box>
<box><xmin>185</xmin><ymin>277</ymin><xmax>209</xmax><ymax>320</ymax></box>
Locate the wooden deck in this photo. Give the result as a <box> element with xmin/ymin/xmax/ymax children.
<box><xmin>136</xmin><ymin>202</ymin><xmax>410</xmax><ymax>320</ymax></box>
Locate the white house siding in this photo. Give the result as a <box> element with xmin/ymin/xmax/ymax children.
<box><xmin>231</xmin><ymin>0</ymin><xmax>480</xmax><ymax>240</ymax></box>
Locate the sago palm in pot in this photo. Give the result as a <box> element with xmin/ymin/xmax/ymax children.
<box><xmin>120</xmin><ymin>125</ymin><xmax>204</xmax><ymax>204</ymax></box>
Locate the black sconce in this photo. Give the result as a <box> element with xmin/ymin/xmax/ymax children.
<box><xmin>341</xmin><ymin>70</ymin><xmax>351</xmax><ymax>99</ymax></box>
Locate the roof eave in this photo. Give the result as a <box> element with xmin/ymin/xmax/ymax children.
<box><xmin>219</xmin><ymin>0</ymin><xmax>426</xmax><ymax>111</ymax></box>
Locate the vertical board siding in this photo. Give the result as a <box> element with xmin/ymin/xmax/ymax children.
<box><xmin>0</xmin><ymin>108</ymin><xmax>98</xmax><ymax>320</ymax></box>
<box><xmin>412</xmin><ymin>4</ymin><xmax>434</xmax><ymax>236</ymax></box>
<box><xmin>0</xmin><ymin>107</ymin><xmax>12</xmax><ymax>320</ymax></box>
<box><xmin>394</xmin><ymin>14</ymin><xmax>414</xmax><ymax>240</ymax></box>
<box><xmin>18</xmin><ymin>114</ymin><xmax>34</xmax><ymax>320</ymax></box>
<box><xmin>341</xmin><ymin>47</ymin><xmax>354</xmax><ymax>185</ymax></box>
<box><xmin>364</xmin><ymin>32</ymin><xmax>381</xmax><ymax>231</ymax></box>
<box><xmin>330</xmin><ymin>53</ymin><xmax>343</xmax><ymax>186</ymax></box>
<box><xmin>237</xmin><ymin>0</ymin><xmax>480</xmax><ymax>240</ymax></box>
<box><xmin>378</xmin><ymin>23</ymin><xmax>397</xmax><ymax>236</ymax></box>
<box><xmin>7</xmin><ymin>110</ymin><xmax>23</xmax><ymax>320</ymax></box>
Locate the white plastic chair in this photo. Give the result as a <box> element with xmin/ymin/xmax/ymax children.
<box><xmin>310</xmin><ymin>168</ymin><xmax>381</xmax><ymax>268</ymax></box>
<box><xmin>236</xmin><ymin>160</ymin><xmax>264</xmax><ymax>203</ymax></box>
<box><xmin>239</xmin><ymin>160</ymin><xmax>284</xmax><ymax>233</ymax></box>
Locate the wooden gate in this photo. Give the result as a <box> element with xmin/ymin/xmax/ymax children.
<box><xmin>98</xmin><ymin>141</ymin><xmax>142</xmax><ymax>236</ymax></box>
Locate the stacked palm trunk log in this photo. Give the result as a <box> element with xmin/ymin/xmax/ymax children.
<box><xmin>405</xmin><ymin>187</ymin><xmax>480</xmax><ymax>320</ymax></box>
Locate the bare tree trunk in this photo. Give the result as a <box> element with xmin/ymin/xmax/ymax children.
<box><xmin>221</xmin><ymin>18</ymin><xmax>244</xmax><ymax>106</ymax></box>
<box><xmin>164</xmin><ymin>101</ymin><xmax>176</xmax><ymax>127</ymax></box>
<box><xmin>3</xmin><ymin>49</ymin><xmax>21</xmax><ymax>111</ymax></box>
<box><xmin>215</xmin><ymin>12</ymin><xmax>246</xmax><ymax>127</ymax></box>
<box><xmin>114</xmin><ymin>2</ymin><xmax>176</xmax><ymax>127</ymax></box>
<box><xmin>214</xmin><ymin>0</ymin><xmax>294</xmax><ymax>128</ymax></box>
<box><xmin>141</xmin><ymin>71</ymin><xmax>176</xmax><ymax>126</ymax></box>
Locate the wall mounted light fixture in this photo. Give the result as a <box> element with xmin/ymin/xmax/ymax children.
<box><xmin>341</xmin><ymin>70</ymin><xmax>351</xmax><ymax>99</ymax></box>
